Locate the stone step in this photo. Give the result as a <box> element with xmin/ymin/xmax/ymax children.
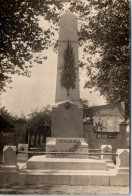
<box><xmin>24</xmin><ymin>169</ymin><xmax>117</xmax><ymax>175</ymax></box>
<box><xmin>0</xmin><ymin>165</ymin><xmax>18</xmax><ymax>171</ymax></box>
<box><xmin>26</xmin><ymin>170</ymin><xmax>117</xmax><ymax>185</ymax></box>
<box><xmin>118</xmin><ymin>167</ymin><xmax>130</xmax><ymax>174</ymax></box>
<box><xmin>27</xmin><ymin>155</ymin><xmax>108</xmax><ymax>170</ymax></box>
<box><xmin>107</xmin><ymin>162</ymin><xmax>115</xmax><ymax>170</ymax></box>
<box><xmin>103</xmin><ymin>159</ymin><xmax>113</xmax><ymax>163</ymax></box>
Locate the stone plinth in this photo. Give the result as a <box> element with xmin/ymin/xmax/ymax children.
<box><xmin>51</xmin><ymin>102</ymin><xmax>83</xmax><ymax>138</ymax></box>
<box><xmin>101</xmin><ymin>145</ymin><xmax>112</xmax><ymax>161</ymax></box>
<box><xmin>27</xmin><ymin>155</ymin><xmax>107</xmax><ymax>170</ymax></box>
<box><xmin>46</xmin><ymin>137</ymin><xmax>88</xmax><ymax>158</ymax></box>
<box><xmin>17</xmin><ymin>144</ymin><xmax>29</xmax><ymax>162</ymax></box>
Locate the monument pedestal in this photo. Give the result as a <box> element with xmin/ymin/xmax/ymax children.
<box><xmin>27</xmin><ymin>155</ymin><xmax>107</xmax><ymax>170</ymax></box>
<box><xmin>46</xmin><ymin>137</ymin><xmax>88</xmax><ymax>158</ymax></box>
<box><xmin>51</xmin><ymin>102</ymin><xmax>83</xmax><ymax>138</ymax></box>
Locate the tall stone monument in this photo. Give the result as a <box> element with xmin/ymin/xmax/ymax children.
<box><xmin>46</xmin><ymin>12</ymin><xmax>88</xmax><ymax>157</ymax></box>
<box><xmin>52</xmin><ymin>12</ymin><xmax>83</xmax><ymax>138</ymax></box>
<box><xmin>0</xmin><ymin>12</ymin><xmax>129</xmax><ymax>188</ymax></box>
<box><xmin>26</xmin><ymin>12</ymin><xmax>125</xmax><ymax>187</ymax></box>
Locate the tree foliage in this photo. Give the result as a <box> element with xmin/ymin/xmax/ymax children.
<box><xmin>80</xmin><ymin>98</ymin><xmax>94</xmax><ymax>121</ymax></box>
<box><xmin>1</xmin><ymin>0</ymin><xmax>130</xmax><ymax>105</ymax></box>
<box><xmin>27</xmin><ymin>105</ymin><xmax>51</xmax><ymax>134</ymax></box>
<box><xmin>0</xmin><ymin>106</ymin><xmax>19</xmax><ymax>123</ymax></box>
<box><xmin>0</xmin><ymin>0</ymin><xmax>62</xmax><ymax>92</ymax></box>
<box><xmin>80</xmin><ymin>0</ymin><xmax>130</xmax><ymax>103</ymax></box>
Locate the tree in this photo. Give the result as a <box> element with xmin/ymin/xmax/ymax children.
<box><xmin>0</xmin><ymin>106</ymin><xmax>19</xmax><ymax>123</ymax></box>
<box><xmin>0</xmin><ymin>0</ymin><xmax>62</xmax><ymax>92</ymax></box>
<box><xmin>80</xmin><ymin>98</ymin><xmax>94</xmax><ymax>121</ymax></box>
<box><xmin>79</xmin><ymin>0</ymin><xmax>130</xmax><ymax>104</ymax></box>
<box><xmin>27</xmin><ymin>105</ymin><xmax>51</xmax><ymax>134</ymax></box>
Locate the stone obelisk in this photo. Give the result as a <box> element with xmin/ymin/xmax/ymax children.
<box><xmin>55</xmin><ymin>12</ymin><xmax>80</xmax><ymax>105</ymax></box>
<box><xmin>51</xmin><ymin>12</ymin><xmax>83</xmax><ymax>138</ymax></box>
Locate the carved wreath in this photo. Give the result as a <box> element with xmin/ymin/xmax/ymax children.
<box><xmin>60</xmin><ymin>41</ymin><xmax>76</xmax><ymax>96</ymax></box>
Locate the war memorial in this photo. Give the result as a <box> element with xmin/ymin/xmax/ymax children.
<box><xmin>0</xmin><ymin>12</ymin><xmax>129</xmax><ymax>187</ymax></box>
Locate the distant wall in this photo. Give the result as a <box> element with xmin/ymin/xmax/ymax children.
<box><xmin>83</xmin><ymin>102</ymin><xmax>129</xmax><ymax>151</ymax></box>
<box><xmin>83</xmin><ymin>121</ymin><xmax>129</xmax><ymax>151</ymax></box>
<box><xmin>91</xmin><ymin>102</ymin><xmax>125</xmax><ymax>132</ymax></box>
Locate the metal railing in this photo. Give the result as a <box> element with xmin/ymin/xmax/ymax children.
<box><xmin>17</xmin><ymin>150</ymin><xmax>118</xmax><ymax>156</ymax></box>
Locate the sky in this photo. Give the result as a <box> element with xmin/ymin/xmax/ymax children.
<box><xmin>0</xmin><ymin>48</ymin><xmax>106</xmax><ymax>117</ymax></box>
<box><xmin>0</xmin><ymin>9</ymin><xmax>107</xmax><ymax>118</ymax></box>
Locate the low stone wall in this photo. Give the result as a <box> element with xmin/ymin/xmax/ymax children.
<box><xmin>83</xmin><ymin>121</ymin><xmax>129</xmax><ymax>151</ymax></box>
<box><xmin>0</xmin><ymin>146</ymin><xmax>129</xmax><ymax>186</ymax></box>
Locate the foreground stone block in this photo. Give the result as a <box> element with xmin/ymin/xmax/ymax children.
<box><xmin>0</xmin><ymin>172</ymin><xmax>19</xmax><ymax>185</ymax></box>
<box><xmin>27</xmin><ymin>174</ymin><xmax>70</xmax><ymax>185</ymax></box>
<box><xmin>46</xmin><ymin>137</ymin><xmax>88</xmax><ymax>158</ymax></box>
<box><xmin>0</xmin><ymin>172</ymin><xmax>27</xmax><ymax>185</ymax></box>
<box><xmin>70</xmin><ymin>175</ymin><xmax>109</xmax><ymax>186</ymax></box>
<box><xmin>3</xmin><ymin>146</ymin><xmax>17</xmax><ymax>165</ymax></box>
<box><xmin>1</xmin><ymin>146</ymin><xmax>18</xmax><ymax>171</ymax></box>
<box><xmin>27</xmin><ymin>173</ymin><xmax>110</xmax><ymax>186</ymax></box>
<box><xmin>116</xmin><ymin>149</ymin><xmax>129</xmax><ymax>174</ymax></box>
<box><xmin>110</xmin><ymin>173</ymin><xmax>129</xmax><ymax>186</ymax></box>
<box><xmin>17</xmin><ymin>173</ymin><xmax>27</xmax><ymax>185</ymax></box>
<box><xmin>117</xmin><ymin>149</ymin><xmax>129</xmax><ymax>167</ymax></box>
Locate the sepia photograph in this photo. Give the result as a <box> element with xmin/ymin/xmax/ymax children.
<box><xmin>0</xmin><ymin>0</ymin><xmax>130</xmax><ymax>194</ymax></box>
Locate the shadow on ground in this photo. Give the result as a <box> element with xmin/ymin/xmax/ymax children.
<box><xmin>0</xmin><ymin>184</ymin><xmax>129</xmax><ymax>194</ymax></box>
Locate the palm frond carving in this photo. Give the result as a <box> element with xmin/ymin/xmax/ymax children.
<box><xmin>60</xmin><ymin>41</ymin><xmax>76</xmax><ymax>96</ymax></box>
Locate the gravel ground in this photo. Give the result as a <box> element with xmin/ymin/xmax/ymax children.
<box><xmin>0</xmin><ymin>184</ymin><xmax>130</xmax><ymax>195</ymax></box>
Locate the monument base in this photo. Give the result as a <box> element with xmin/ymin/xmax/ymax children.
<box><xmin>0</xmin><ymin>165</ymin><xmax>18</xmax><ymax>171</ymax></box>
<box><xmin>27</xmin><ymin>155</ymin><xmax>107</xmax><ymax>170</ymax></box>
<box><xmin>46</xmin><ymin>137</ymin><xmax>88</xmax><ymax>158</ymax></box>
